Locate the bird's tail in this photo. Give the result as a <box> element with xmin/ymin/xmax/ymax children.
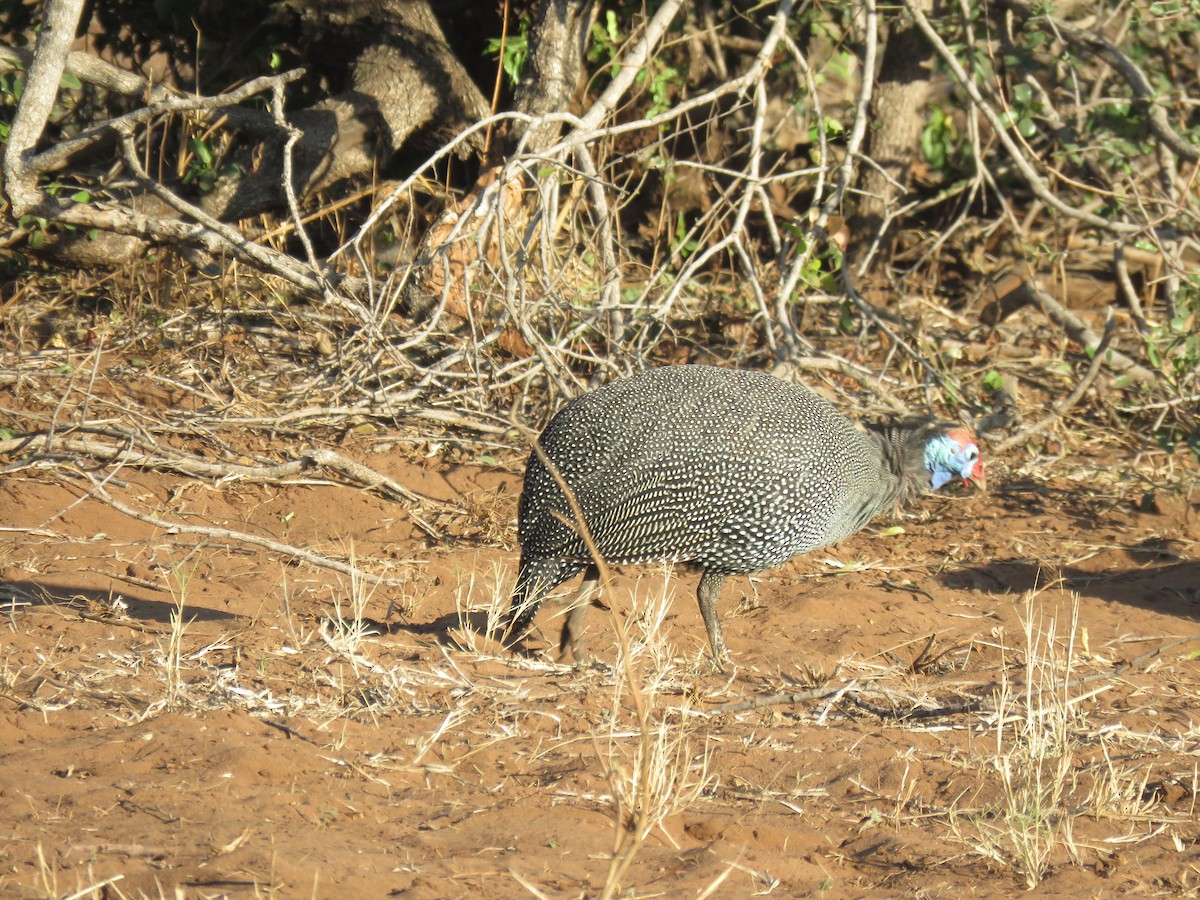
<box><xmin>501</xmin><ymin>556</ymin><xmax>583</xmax><ymax>647</ymax></box>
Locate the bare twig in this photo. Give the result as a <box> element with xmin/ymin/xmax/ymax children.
<box><xmin>995</xmin><ymin>308</ymin><xmax>1117</xmax><ymax>452</ymax></box>
<box><xmin>998</xmin><ymin>0</ymin><xmax>1199</xmax><ymax>163</ymax></box>
<box><xmin>1114</xmin><ymin>244</ymin><xmax>1155</xmax><ymax>333</ymax></box>
<box><xmin>76</xmin><ymin>471</ymin><xmax>416</xmax><ymax>589</ymax></box>
<box><xmin>0</xmin><ymin>432</ymin><xmax>450</xmax><ymax>540</ymax></box>
<box><xmin>26</xmin><ymin>70</ymin><xmax>304</xmax><ymax>178</ymax></box>
<box><xmin>112</xmin><ymin>134</ymin><xmax>362</xmax><ymax>306</ymax></box>
<box><xmin>1024</xmin><ymin>285</ymin><xmax>1156</xmax><ymax>384</ymax></box>
<box><xmin>776</xmin><ymin>0</ymin><xmax>876</xmax><ymax>353</ymax></box>
<box><xmin>901</xmin><ymin>0</ymin><xmax>1146</xmax><ymax>235</ymax></box>
<box><xmin>569</xmin><ymin>0</ymin><xmax>688</xmax><ymax>136</ymax></box>
<box><xmin>2</xmin><ymin>0</ymin><xmax>87</xmax><ymax>216</ymax></box>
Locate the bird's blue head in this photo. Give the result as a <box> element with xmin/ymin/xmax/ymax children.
<box><xmin>924</xmin><ymin>427</ymin><xmax>985</xmax><ymax>491</ymax></box>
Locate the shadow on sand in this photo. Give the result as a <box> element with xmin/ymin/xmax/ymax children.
<box><xmin>941</xmin><ymin>553</ymin><xmax>1200</xmax><ymax>621</ymax></box>
<box><xmin>1</xmin><ymin>579</ymin><xmax>240</xmax><ymax>625</ymax></box>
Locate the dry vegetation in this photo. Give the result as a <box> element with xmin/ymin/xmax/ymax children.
<box><xmin>2</xmin><ymin>0</ymin><xmax>1199</xmax><ymax>896</ymax></box>
<box><xmin>1</xmin><ymin>261</ymin><xmax>1197</xmax><ymax>897</ymax></box>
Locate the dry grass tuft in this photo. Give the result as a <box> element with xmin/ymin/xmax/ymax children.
<box><xmin>941</xmin><ymin>591</ymin><xmax>1185</xmax><ymax>888</ymax></box>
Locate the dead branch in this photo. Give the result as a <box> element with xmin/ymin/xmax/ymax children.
<box><xmin>1114</xmin><ymin>244</ymin><xmax>1154</xmax><ymax>333</ymax></box>
<box><xmin>404</xmin><ymin>0</ymin><xmax>684</xmax><ymax>345</ymax></box>
<box><xmin>994</xmin><ymin>308</ymin><xmax>1116</xmax><ymax>452</ymax></box>
<box><xmin>304</xmin><ymin>448</ymin><xmax>441</xmax><ymax>517</ymax></box>
<box><xmin>25</xmin><ymin>70</ymin><xmax>304</xmax><ymax>180</ymax></box>
<box><xmin>2</xmin><ymin>32</ymin><xmax>365</xmax><ymax>306</ymax></box>
<box><xmin>0</xmin><ymin>432</ymin><xmax>449</xmax><ymax>541</ymax></box>
<box><xmin>568</xmin><ymin>0</ymin><xmax>688</xmax><ymax>137</ymax></box>
<box><xmin>658</xmin><ymin>0</ymin><xmax>797</xmax><ymax>337</ymax></box>
<box><xmin>776</xmin><ymin>0</ymin><xmax>875</xmax><ymax>352</ymax></box>
<box><xmin>2</xmin><ymin>0</ymin><xmax>86</xmax><ymax>217</ymax></box>
<box><xmin>901</xmin><ymin>0</ymin><xmax>1145</xmax><ymax>236</ymax></box>
<box><xmin>0</xmin><ymin>44</ymin><xmax>174</xmax><ymax>104</ymax></box>
<box><xmin>75</xmin><ymin>471</ymin><xmax>417</xmax><ymax>590</ymax></box>
<box><xmin>998</xmin><ymin>0</ymin><xmax>1200</xmax><ymax>163</ymax></box>
<box><xmin>1</xmin><ymin>0</ymin><xmax>490</xmax><ymax>296</ymax></box>
<box><xmin>110</xmin><ymin>107</ymin><xmax>367</xmax><ymax>308</ymax></box>
<box><xmin>1024</xmin><ymin>284</ymin><xmax>1157</xmax><ymax>384</ymax></box>
<box><xmin>713</xmin><ymin>636</ymin><xmax>1194</xmax><ymax>718</ymax></box>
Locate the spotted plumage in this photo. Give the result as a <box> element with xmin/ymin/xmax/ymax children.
<box><xmin>503</xmin><ymin>365</ymin><xmax>984</xmax><ymax>668</ymax></box>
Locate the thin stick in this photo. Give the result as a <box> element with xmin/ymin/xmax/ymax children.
<box><xmin>995</xmin><ymin>307</ymin><xmax>1117</xmax><ymax>453</ymax></box>
<box><xmin>1</xmin><ymin>433</ymin><xmax>448</xmax><ymax>541</ymax></box>
<box><xmin>76</xmin><ymin>471</ymin><xmax>415</xmax><ymax>589</ymax></box>
<box><xmin>902</xmin><ymin>0</ymin><xmax>1145</xmax><ymax>235</ymax></box>
<box><xmin>714</xmin><ymin>636</ymin><xmax>1195</xmax><ymax>716</ymax></box>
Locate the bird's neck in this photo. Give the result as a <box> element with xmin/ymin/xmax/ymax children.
<box><xmin>864</xmin><ymin>418</ymin><xmax>938</xmax><ymax>513</ymax></box>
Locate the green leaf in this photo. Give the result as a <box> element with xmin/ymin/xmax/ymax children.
<box><xmin>982</xmin><ymin>370</ymin><xmax>1005</xmax><ymax>391</ymax></box>
<box><xmin>71</xmin><ymin>190</ymin><xmax>92</xmax><ymax>203</ymax></box>
<box><xmin>1017</xmin><ymin>116</ymin><xmax>1038</xmax><ymax>138</ymax></box>
<box><xmin>604</xmin><ymin>9</ymin><xmax>619</xmax><ymax>43</ymax></box>
<box><xmin>59</xmin><ymin>72</ymin><xmax>82</xmax><ymax>91</ymax></box>
<box><xmin>0</xmin><ymin>427</ymin><xmax>15</xmax><ymax>441</ymax></box>
<box><xmin>190</xmin><ymin>137</ymin><xmax>214</xmax><ymax>167</ymax></box>
<box><xmin>920</xmin><ymin>131</ymin><xmax>940</xmax><ymax>168</ymax></box>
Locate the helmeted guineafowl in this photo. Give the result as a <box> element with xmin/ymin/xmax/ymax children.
<box><xmin>503</xmin><ymin>365</ymin><xmax>985</xmax><ymax>668</ymax></box>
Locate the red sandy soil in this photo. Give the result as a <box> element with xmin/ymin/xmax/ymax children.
<box><xmin>2</xmin><ymin>405</ymin><xmax>1199</xmax><ymax>898</ymax></box>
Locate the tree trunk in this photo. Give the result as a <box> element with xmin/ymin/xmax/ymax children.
<box><xmin>849</xmin><ymin>0</ymin><xmax>935</xmax><ymax>287</ymax></box>
<box><xmin>513</xmin><ymin>0</ymin><xmax>599</xmax><ymax>152</ymax></box>
<box><xmin>204</xmin><ymin>0</ymin><xmax>491</xmax><ymax>221</ymax></box>
<box><xmin>404</xmin><ymin>0</ymin><xmax>599</xmax><ymax>327</ymax></box>
<box><xmin>2</xmin><ymin>0</ymin><xmax>493</xmax><ymax>271</ymax></box>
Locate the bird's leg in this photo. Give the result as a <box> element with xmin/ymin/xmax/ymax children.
<box><xmin>696</xmin><ymin>570</ymin><xmax>730</xmax><ymax>671</ymax></box>
<box><xmin>559</xmin><ymin>564</ymin><xmax>601</xmax><ymax>664</ymax></box>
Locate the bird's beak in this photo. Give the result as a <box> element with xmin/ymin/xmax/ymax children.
<box><xmin>968</xmin><ymin>465</ymin><xmax>986</xmax><ymax>491</ymax></box>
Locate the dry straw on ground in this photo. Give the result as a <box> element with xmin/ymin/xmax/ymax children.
<box><xmin>3</xmin><ymin>0</ymin><xmax>1199</xmax><ymax>895</ymax></box>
